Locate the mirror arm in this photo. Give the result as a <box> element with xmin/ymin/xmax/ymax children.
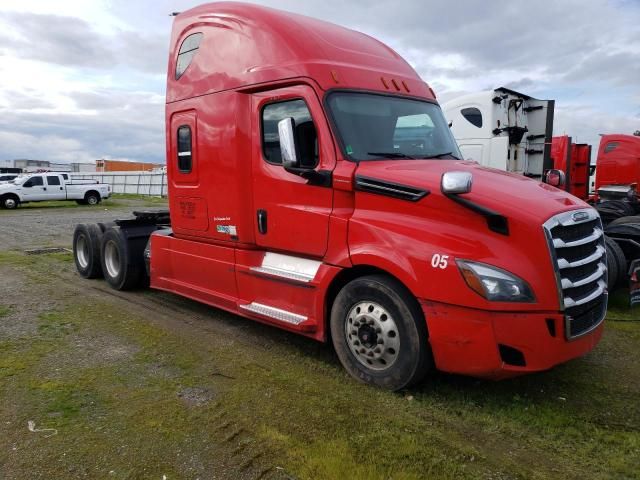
<box><xmin>444</xmin><ymin>192</ymin><xmax>509</xmax><ymax>236</ymax></box>
<box><xmin>284</xmin><ymin>166</ymin><xmax>332</xmax><ymax>187</ymax></box>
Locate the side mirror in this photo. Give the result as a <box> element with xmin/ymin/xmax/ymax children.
<box><xmin>278</xmin><ymin>117</ymin><xmax>299</xmax><ymax>169</ymax></box>
<box><xmin>441</xmin><ymin>171</ymin><xmax>473</xmax><ymax>194</ymax></box>
<box><xmin>544</xmin><ymin>169</ymin><xmax>566</xmax><ymax>188</ymax></box>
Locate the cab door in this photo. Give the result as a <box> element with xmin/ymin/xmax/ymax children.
<box><xmin>44</xmin><ymin>175</ymin><xmax>65</xmax><ymax>200</ymax></box>
<box><xmin>251</xmin><ymin>85</ymin><xmax>335</xmax><ymax>258</ymax></box>
<box><xmin>20</xmin><ymin>175</ymin><xmax>47</xmax><ymax>201</ymax></box>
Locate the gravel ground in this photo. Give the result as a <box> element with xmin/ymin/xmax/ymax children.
<box><xmin>0</xmin><ymin>198</ymin><xmax>166</xmax><ymax>249</ymax></box>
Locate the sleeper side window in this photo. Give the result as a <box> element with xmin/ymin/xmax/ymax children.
<box><xmin>261</xmin><ymin>99</ymin><xmax>318</xmax><ymax>167</ymax></box>
<box><xmin>461</xmin><ymin>107</ymin><xmax>483</xmax><ymax>128</ymax></box>
<box><xmin>177</xmin><ymin>125</ymin><xmax>192</xmax><ymax>173</ymax></box>
<box><xmin>175</xmin><ymin>32</ymin><xmax>203</xmax><ymax>80</ymax></box>
<box><xmin>604</xmin><ymin>142</ymin><xmax>618</xmax><ymax>153</ymax></box>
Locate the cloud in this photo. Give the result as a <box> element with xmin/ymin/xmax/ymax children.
<box><xmin>0</xmin><ymin>11</ymin><xmax>167</xmax><ymax>73</ymax></box>
<box><xmin>0</xmin><ymin>0</ymin><xmax>638</xmax><ymax>165</ymax></box>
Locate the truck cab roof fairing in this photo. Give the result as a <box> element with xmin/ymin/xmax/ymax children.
<box><xmin>166</xmin><ymin>2</ymin><xmax>434</xmax><ymax>103</ymax></box>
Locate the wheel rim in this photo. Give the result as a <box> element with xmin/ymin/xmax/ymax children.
<box><xmin>104</xmin><ymin>240</ymin><xmax>121</xmax><ymax>278</ymax></box>
<box><xmin>345</xmin><ymin>301</ymin><xmax>400</xmax><ymax>371</ymax></box>
<box><xmin>5</xmin><ymin>198</ymin><xmax>16</xmax><ymax>208</ymax></box>
<box><xmin>87</xmin><ymin>196</ymin><xmax>98</xmax><ymax>205</ymax></box>
<box><xmin>76</xmin><ymin>234</ymin><xmax>89</xmax><ymax>269</ymax></box>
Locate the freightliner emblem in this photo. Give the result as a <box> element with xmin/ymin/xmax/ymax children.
<box><xmin>572</xmin><ymin>211</ymin><xmax>589</xmax><ymax>222</ymax></box>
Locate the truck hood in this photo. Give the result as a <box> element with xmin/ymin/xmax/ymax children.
<box><xmin>355</xmin><ymin>159</ymin><xmax>588</xmax><ymax>223</ymax></box>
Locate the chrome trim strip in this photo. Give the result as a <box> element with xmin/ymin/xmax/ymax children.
<box><xmin>557</xmin><ymin>245</ymin><xmax>605</xmax><ymax>269</ymax></box>
<box><xmin>543</xmin><ymin>208</ymin><xmax>600</xmax><ymax>229</ymax></box>
<box><xmin>250</xmin><ymin>252</ymin><xmax>321</xmax><ymax>283</ymax></box>
<box><xmin>563</xmin><ymin>279</ymin><xmax>607</xmax><ymax>308</ymax></box>
<box><xmin>561</xmin><ymin>263</ymin><xmax>606</xmax><ymax>289</ymax></box>
<box><xmin>250</xmin><ymin>266</ymin><xmax>314</xmax><ymax>283</ymax></box>
<box><xmin>357</xmin><ymin>181</ymin><xmax>421</xmax><ymax>198</ymax></box>
<box><xmin>553</xmin><ymin>228</ymin><xmax>603</xmax><ymax>248</ymax></box>
<box><xmin>178</xmin><ymin>151</ymin><xmax>192</xmax><ymax>156</ymax></box>
<box><xmin>239</xmin><ymin>302</ymin><xmax>307</xmax><ymax>325</ymax></box>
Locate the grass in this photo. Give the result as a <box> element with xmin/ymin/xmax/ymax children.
<box><xmin>0</xmin><ymin>251</ymin><xmax>639</xmax><ymax>479</ymax></box>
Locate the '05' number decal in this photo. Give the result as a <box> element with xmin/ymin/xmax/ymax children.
<box><xmin>431</xmin><ymin>253</ymin><xmax>449</xmax><ymax>269</ymax></box>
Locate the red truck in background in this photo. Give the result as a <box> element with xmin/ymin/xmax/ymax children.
<box><xmin>550</xmin><ymin>136</ymin><xmax>592</xmax><ymax>201</ymax></box>
<box><xmin>72</xmin><ymin>2</ymin><xmax>607</xmax><ymax>390</ymax></box>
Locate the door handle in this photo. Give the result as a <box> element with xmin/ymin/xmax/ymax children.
<box><xmin>257</xmin><ymin>209</ymin><xmax>267</xmax><ymax>234</ymax></box>
<box><xmin>43</xmin><ymin>187</ymin><xmax>47</xmax><ymax>190</ymax></box>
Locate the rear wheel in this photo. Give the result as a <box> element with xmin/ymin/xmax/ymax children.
<box><xmin>85</xmin><ymin>192</ymin><xmax>100</xmax><ymax>206</ymax></box>
<box><xmin>330</xmin><ymin>275</ymin><xmax>432</xmax><ymax>391</ymax></box>
<box><xmin>100</xmin><ymin>227</ymin><xmax>145</xmax><ymax>290</ymax></box>
<box><xmin>76</xmin><ymin>199</ymin><xmax>87</xmax><ymax>205</ymax></box>
<box><xmin>73</xmin><ymin>224</ymin><xmax>103</xmax><ymax>278</ymax></box>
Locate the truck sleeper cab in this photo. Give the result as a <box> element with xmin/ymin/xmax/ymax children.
<box><xmin>73</xmin><ymin>2</ymin><xmax>607</xmax><ymax>390</ymax></box>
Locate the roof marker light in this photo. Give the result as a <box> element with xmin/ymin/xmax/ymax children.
<box><xmin>391</xmin><ymin>79</ymin><xmax>400</xmax><ymax>91</ymax></box>
<box><xmin>402</xmin><ymin>80</ymin><xmax>410</xmax><ymax>92</ymax></box>
<box><xmin>331</xmin><ymin>70</ymin><xmax>339</xmax><ymax>84</ymax></box>
<box><xmin>380</xmin><ymin>77</ymin><xmax>389</xmax><ymax>89</ymax></box>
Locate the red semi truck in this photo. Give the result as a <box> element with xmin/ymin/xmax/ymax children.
<box><xmin>72</xmin><ymin>2</ymin><xmax>607</xmax><ymax>390</ymax></box>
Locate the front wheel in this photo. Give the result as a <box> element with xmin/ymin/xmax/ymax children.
<box><xmin>1</xmin><ymin>195</ymin><xmax>19</xmax><ymax>209</ymax></box>
<box><xmin>330</xmin><ymin>275</ymin><xmax>432</xmax><ymax>391</ymax></box>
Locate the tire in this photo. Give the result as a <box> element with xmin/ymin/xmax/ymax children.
<box><xmin>330</xmin><ymin>274</ymin><xmax>432</xmax><ymax>391</ymax></box>
<box><xmin>76</xmin><ymin>199</ymin><xmax>87</xmax><ymax>205</ymax></box>
<box><xmin>85</xmin><ymin>191</ymin><xmax>101</xmax><ymax>206</ymax></box>
<box><xmin>100</xmin><ymin>227</ymin><xmax>145</xmax><ymax>290</ymax></box>
<box><xmin>604</xmin><ymin>236</ymin><xmax>626</xmax><ymax>289</ymax></box>
<box><xmin>608</xmin><ymin>215</ymin><xmax>640</xmax><ymax>226</ymax></box>
<box><xmin>97</xmin><ymin>221</ymin><xmax>116</xmax><ymax>233</ymax></box>
<box><xmin>1</xmin><ymin>194</ymin><xmax>19</xmax><ymax>209</ymax></box>
<box><xmin>596</xmin><ymin>200</ymin><xmax>635</xmax><ymax>224</ymax></box>
<box><xmin>73</xmin><ymin>224</ymin><xmax>103</xmax><ymax>279</ymax></box>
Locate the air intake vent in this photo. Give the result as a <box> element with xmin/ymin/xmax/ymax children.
<box><xmin>355</xmin><ymin>175</ymin><xmax>429</xmax><ymax>202</ymax></box>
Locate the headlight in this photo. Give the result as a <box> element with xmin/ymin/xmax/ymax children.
<box><xmin>456</xmin><ymin>260</ymin><xmax>535</xmax><ymax>302</ymax></box>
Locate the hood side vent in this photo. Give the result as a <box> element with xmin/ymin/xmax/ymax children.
<box><xmin>355</xmin><ymin>175</ymin><xmax>429</xmax><ymax>202</ymax></box>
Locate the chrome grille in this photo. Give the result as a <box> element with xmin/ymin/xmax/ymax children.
<box><xmin>543</xmin><ymin>208</ymin><xmax>608</xmax><ymax>339</ymax></box>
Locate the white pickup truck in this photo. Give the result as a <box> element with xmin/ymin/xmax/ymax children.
<box><xmin>0</xmin><ymin>173</ymin><xmax>111</xmax><ymax>209</ymax></box>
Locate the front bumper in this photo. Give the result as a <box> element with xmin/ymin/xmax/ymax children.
<box><xmin>420</xmin><ymin>300</ymin><xmax>603</xmax><ymax>379</ymax></box>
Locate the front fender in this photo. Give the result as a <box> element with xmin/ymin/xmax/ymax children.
<box><xmin>348</xmin><ymin>206</ymin><xmax>559</xmax><ymax>312</ymax></box>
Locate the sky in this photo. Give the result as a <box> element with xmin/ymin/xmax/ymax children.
<box><xmin>0</xmin><ymin>0</ymin><xmax>638</xmax><ymax>164</ymax></box>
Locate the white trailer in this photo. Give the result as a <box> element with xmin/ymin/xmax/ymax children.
<box><xmin>442</xmin><ymin>87</ymin><xmax>554</xmax><ymax>181</ymax></box>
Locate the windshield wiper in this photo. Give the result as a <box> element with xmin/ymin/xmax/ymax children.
<box><xmin>366</xmin><ymin>152</ymin><xmax>415</xmax><ymax>159</ymax></box>
<box><xmin>427</xmin><ymin>152</ymin><xmax>461</xmax><ymax>160</ymax></box>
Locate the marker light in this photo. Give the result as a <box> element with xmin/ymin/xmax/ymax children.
<box><xmin>457</xmin><ymin>260</ymin><xmax>535</xmax><ymax>302</ymax></box>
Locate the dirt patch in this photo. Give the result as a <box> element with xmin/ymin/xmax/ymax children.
<box><xmin>177</xmin><ymin>386</ymin><xmax>215</xmax><ymax>407</ymax></box>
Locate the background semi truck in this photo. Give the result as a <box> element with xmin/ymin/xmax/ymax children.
<box><xmin>444</xmin><ymin>89</ymin><xmax>640</xmax><ymax>295</ymax></box>
<box><xmin>72</xmin><ymin>2</ymin><xmax>607</xmax><ymax>390</ymax></box>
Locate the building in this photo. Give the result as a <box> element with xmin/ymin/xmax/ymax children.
<box><xmin>96</xmin><ymin>159</ymin><xmax>164</xmax><ymax>172</ymax></box>
<box><xmin>0</xmin><ymin>159</ymin><xmax>96</xmax><ymax>173</ymax></box>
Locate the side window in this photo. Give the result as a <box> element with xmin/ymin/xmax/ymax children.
<box><xmin>262</xmin><ymin>99</ymin><xmax>318</xmax><ymax>167</ymax></box>
<box><xmin>23</xmin><ymin>176</ymin><xmax>43</xmax><ymax>188</ymax></box>
<box><xmin>604</xmin><ymin>142</ymin><xmax>618</xmax><ymax>153</ymax></box>
<box><xmin>177</xmin><ymin>125</ymin><xmax>192</xmax><ymax>173</ymax></box>
<box><xmin>47</xmin><ymin>176</ymin><xmax>61</xmax><ymax>186</ymax></box>
<box><xmin>175</xmin><ymin>33</ymin><xmax>203</xmax><ymax>80</ymax></box>
<box><xmin>461</xmin><ymin>107</ymin><xmax>483</xmax><ymax>128</ymax></box>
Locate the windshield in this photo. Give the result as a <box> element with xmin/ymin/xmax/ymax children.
<box><xmin>326</xmin><ymin>92</ymin><xmax>462</xmax><ymax>161</ymax></box>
